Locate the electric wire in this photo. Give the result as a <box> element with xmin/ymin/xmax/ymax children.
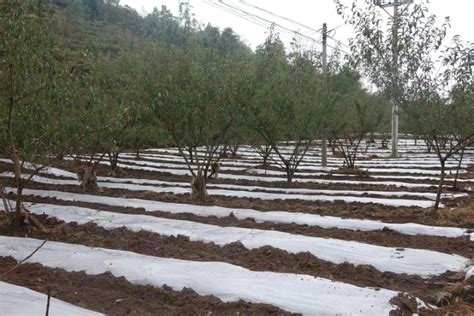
<box><xmin>236</xmin><ymin>0</ymin><xmax>323</xmax><ymax>35</ymax></box>
<box><xmin>199</xmin><ymin>0</ymin><xmax>352</xmax><ymax>56</ymax></box>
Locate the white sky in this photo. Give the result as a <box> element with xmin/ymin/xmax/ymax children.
<box><xmin>119</xmin><ymin>0</ymin><xmax>474</xmax><ymax>54</ymax></box>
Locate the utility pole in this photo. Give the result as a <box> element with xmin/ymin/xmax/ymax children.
<box><xmin>390</xmin><ymin>0</ymin><xmax>399</xmax><ymax>158</ymax></box>
<box><xmin>374</xmin><ymin>0</ymin><xmax>412</xmax><ymax>158</ymax></box>
<box><xmin>321</xmin><ymin>23</ymin><xmax>328</xmax><ymax>167</ymax></box>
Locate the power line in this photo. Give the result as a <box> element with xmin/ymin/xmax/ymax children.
<box><xmin>236</xmin><ymin>0</ymin><xmax>347</xmax><ymax>51</ymax></box>
<box><xmin>210</xmin><ymin>0</ymin><xmax>322</xmax><ymax>45</ymax></box>
<box><xmin>202</xmin><ymin>0</ymin><xmax>269</xmax><ymax>29</ymax></box>
<box><xmin>202</xmin><ymin>0</ymin><xmax>278</xmax><ymax>31</ymax></box>
<box><xmin>203</xmin><ymin>1</ymin><xmax>328</xmax><ymax>49</ymax></box>
<box><xmin>236</xmin><ymin>0</ymin><xmax>323</xmax><ymax>35</ymax></box>
<box><xmin>326</xmin><ymin>41</ymin><xmax>351</xmax><ymax>56</ymax></box>
<box><xmin>327</xmin><ymin>35</ymin><xmax>352</xmax><ymax>55</ymax></box>
<box><xmin>203</xmin><ymin>0</ymin><xmax>310</xmax><ymax>46</ymax></box>
<box><xmin>328</xmin><ymin>23</ymin><xmax>345</xmax><ymax>33</ymax></box>
<box><xmin>199</xmin><ymin>0</ymin><xmax>351</xmax><ymax>56</ymax></box>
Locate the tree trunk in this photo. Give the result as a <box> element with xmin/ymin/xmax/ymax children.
<box><xmin>425</xmin><ymin>140</ymin><xmax>432</xmax><ymax>153</ymax></box>
<box><xmin>348</xmin><ymin>157</ymin><xmax>355</xmax><ymax>169</ymax></box>
<box><xmin>1</xmin><ymin>187</ymin><xmax>10</xmax><ymax>214</ymax></box>
<box><xmin>135</xmin><ymin>146</ymin><xmax>140</xmax><ymax>159</ymax></box>
<box><xmin>107</xmin><ymin>152</ymin><xmax>122</xmax><ymax>176</ymax></box>
<box><xmin>187</xmin><ymin>146</ymin><xmax>194</xmax><ymax>163</ymax></box>
<box><xmin>10</xmin><ymin>148</ymin><xmax>23</xmax><ymax>227</ymax></box>
<box><xmin>285</xmin><ymin>165</ymin><xmax>293</xmax><ymax>183</ymax></box>
<box><xmin>453</xmin><ymin>148</ymin><xmax>465</xmax><ymax>190</ymax></box>
<box><xmin>231</xmin><ymin>144</ymin><xmax>239</xmax><ymax>158</ymax></box>
<box><xmin>433</xmin><ymin>160</ymin><xmax>446</xmax><ymax>212</ymax></box>
<box><xmin>108</xmin><ymin>153</ymin><xmax>119</xmax><ymax>171</ymax></box>
<box><xmin>15</xmin><ymin>187</ymin><xmax>23</xmax><ymax>227</ymax></box>
<box><xmin>340</xmin><ymin>147</ymin><xmax>353</xmax><ymax>169</ymax></box>
<box><xmin>76</xmin><ymin>165</ymin><xmax>100</xmax><ymax>192</ymax></box>
<box><xmin>220</xmin><ymin>144</ymin><xmax>229</xmax><ymax>159</ymax></box>
<box><xmin>207</xmin><ymin>160</ymin><xmax>219</xmax><ymax>179</ymax></box>
<box><xmin>262</xmin><ymin>146</ymin><xmax>271</xmax><ymax>167</ymax></box>
<box><xmin>256</xmin><ymin>145</ymin><xmax>271</xmax><ymax>167</ymax></box>
<box><xmin>191</xmin><ymin>172</ymin><xmax>207</xmax><ymax>200</ymax></box>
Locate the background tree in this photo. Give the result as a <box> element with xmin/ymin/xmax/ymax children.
<box><xmin>142</xmin><ymin>6</ymin><xmax>184</xmax><ymax>46</ymax></box>
<box><xmin>94</xmin><ymin>53</ymin><xmax>149</xmax><ymax>175</ymax></box>
<box><xmin>64</xmin><ymin>51</ymin><xmax>149</xmax><ymax>191</ymax></box>
<box><xmin>404</xmin><ymin>38</ymin><xmax>474</xmax><ymax>212</ymax></box>
<box><xmin>329</xmin><ymin>95</ymin><xmax>387</xmax><ymax>170</ymax></box>
<box><xmin>247</xmin><ymin>32</ymin><xmax>322</xmax><ymax>182</ymax></box>
<box><xmin>144</xmin><ymin>39</ymin><xmax>252</xmax><ymax>199</ymax></box>
<box><xmin>325</xmin><ymin>67</ymin><xmax>387</xmax><ymax>169</ymax></box>
<box><xmin>336</xmin><ymin>0</ymin><xmax>473</xmax><ymax>212</ymax></box>
<box><xmin>335</xmin><ymin>0</ymin><xmax>451</xmax><ymax>157</ymax></box>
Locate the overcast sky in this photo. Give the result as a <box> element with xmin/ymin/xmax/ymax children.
<box><xmin>120</xmin><ymin>0</ymin><xmax>473</xmax><ymax>55</ymax></box>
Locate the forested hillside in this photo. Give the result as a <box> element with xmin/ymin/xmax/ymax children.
<box><xmin>52</xmin><ymin>1</ymin><xmax>250</xmax><ymax>59</ymax></box>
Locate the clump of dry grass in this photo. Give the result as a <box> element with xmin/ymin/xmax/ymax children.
<box><xmin>439</xmin><ymin>201</ymin><xmax>474</xmax><ymax>228</ymax></box>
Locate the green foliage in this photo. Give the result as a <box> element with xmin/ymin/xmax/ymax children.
<box><xmin>335</xmin><ymin>0</ymin><xmax>450</xmax><ymax>107</ymax></box>
<box><xmin>249</xmin><ymin>31</ymin><xmax>321</xmax><ymax>144</ymax></box>
<box><xmin>400</xmin><ymin>36</ymin><xmax>473</xmax><ymax>149</ymax></box>
<box><xmin>5</xmin><ymin>0</ymin><xmax>471</xmax><ymax>203</ymax></box>
<box><xmin>143</xmin><ymin>37</ymin><xmax>252</xmax><ymax>176</ymax></box>
<box><xmin>245</xmin><ymin>30</ymin><xmax>325</xmax><ymax>181</ymax></box>
<box><xmin>321</xmin><ymin>65</ymin><xmax>387</xmax><ymax>167</ymax></box>
<box><xmin>142</xmin><ymin>6</ymin><xmax>185</xmax><ymax>46</ymax></box>
<box><xmin>0</xmin><ymin>0</ymin><xmax>73</xmax><ymax>164</ymax></box>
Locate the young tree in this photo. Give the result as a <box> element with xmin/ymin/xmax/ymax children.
<box><xmin>144</xmin><ymin>39</ymin><xmax>252</xmax><ymax>199</ymax></box>
<box><xmin>405</xmin><ymin>92</ymin><xmax>473</xmax><ymax>212</ymax></box>
<box><xmin>65</xmin><ymin>52</ymin><xmax>149</xmax><ymax>191</ymax></box>
<box><xmin>141</xmin><ymin>2</ymin><xmax>255</xmax><ymax>199</ymax></box>
<box><xmin>247</xmin><ymin>32</ymin><xmax>323</xmax><ymax>182</ymax></box>
<box><xmin>445</xmin><ymin>40</ymin><xmax>474</xmax><ymax>190</ymax></box>
<box><xmin>324</xmin><ymin>67</ymin><xmax>388</xmax><ymax>168</ymax></box>
<box><xmin>142</xmin><ymin>6</ymin><xmax>185</xmax><ymax>46</ymax></box>
<box><xmin>404</xmin><ymin>38</ymin><xmax>474</xmax><ymax>212</ymax></box>
<box><xmin>329</xmin><ymin>95</ymin><xmax>387</xmax><ymax>169</ymax></box>
<box><xmin>95</xmin><ymin>53</ymin><xmax>149</xmax><ymax>175</ymax></box>
<box><xmin>0</xmin><ymin>1</ymin><xmax>76</xmax><ymax>227</ymax></box>
<box><xmin>335</xmin><ymin>0</ymin><xmax>451</xmax><ymax>158</ymax></box>
<box><xmin>336</xmin><ymin>0</ymin><xmax>473</xmax><ymax>212</ymax></box>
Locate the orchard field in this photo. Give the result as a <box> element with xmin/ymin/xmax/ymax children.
<box><xmin>1</xmin><ymin>138</ymin><xmax>473</xmax><ymax>315</ymax></box>
<box><xmin>1</xmin><ymin>0</ymin><xmax>473</xmax><ymax>315</ymax></box>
